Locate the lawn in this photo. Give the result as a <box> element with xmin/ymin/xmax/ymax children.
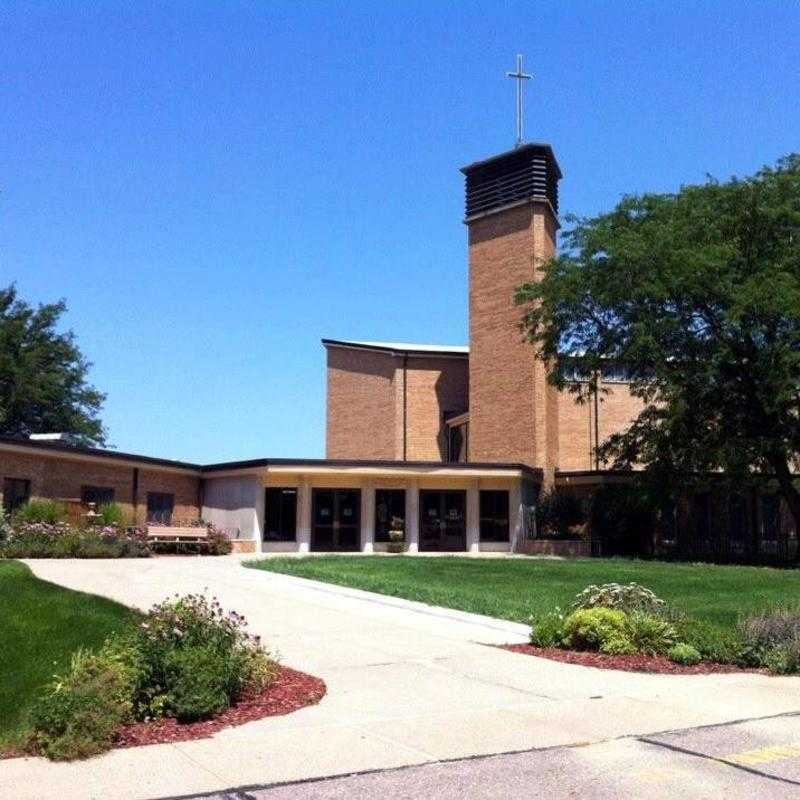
<box><xmin>0</xmin><ymin>561</ymin><xmax>135</xmax><ymax>747</ymax></box>
<box><xmin>248</xmin><ymin>556</ymin><xmax>800</xmax><ymax>632</ymax></box>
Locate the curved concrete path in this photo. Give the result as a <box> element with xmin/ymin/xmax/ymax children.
<box><xmin>2</xmin><ymin>555</ymin><xmax>800</xmax><ymax>800</ymax></box>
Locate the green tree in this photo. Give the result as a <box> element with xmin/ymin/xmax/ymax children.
<box><xmin>516</xmin><ymin>155</ymin><xmax>800</xmax><ymax>532</ymax></box>
<box><xmin>0</xmin><ymin>285</ymin><xmax>106</xmax><ymax>446</ymax></box>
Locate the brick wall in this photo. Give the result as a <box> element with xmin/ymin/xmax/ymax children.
<box><xmin>405</xmin><ymin>357</ymin><xmax>468</xmax><ymax>461</ymax></box>
<box><xmin>325</xmin><ymin>346</ymin><xmax>468</xmax><ymax>462</ymax></box>
<box><xmin>0</xmin><ymin>447</ymin><xmax>201</xmax><ymax>524</ymax></box>
<box><xmin>325</xmin><ymin>347</ymin><xmax>399</xmax><ymax>459</ymax></box>
<box><xmin>467</xmin><ymin>201</ymin><xmax>557</xmax><ymax>473</ymax></box>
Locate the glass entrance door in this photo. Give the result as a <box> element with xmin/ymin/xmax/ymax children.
<box><xmin>311</xmin><ymin>489</ymin><xmax>361</xmax><ymax>551</ymax></box>
<box><xmin>419</xmin><ymin>490</ymin><xmax>467</xmax><ymax>551</ymax></box>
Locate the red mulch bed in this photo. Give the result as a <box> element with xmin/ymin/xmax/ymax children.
<box><xmin>115</xmin><ymin>666</ymin><xmax>325</xmax><ymax>748</ymax></box>
<box><xmin>1</xmin><ymin>666</ymin><xmax>325</xmax><ymax>759</ymax></box>
<box><xmin>501</xmin><ymin>643</ymin><xmax>761</xmax><ymax>675</ymax></box>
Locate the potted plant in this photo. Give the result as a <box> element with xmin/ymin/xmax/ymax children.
<box><xmin>387</xmin><ymin>516</ymin><xmax>405</xmax><ymax>553</ymax></box>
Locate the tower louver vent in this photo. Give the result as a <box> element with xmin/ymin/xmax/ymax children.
<box><xmin>461</xmin><ymin>143</ymin><xmax>561</xmax><ymax>220</ymax></box>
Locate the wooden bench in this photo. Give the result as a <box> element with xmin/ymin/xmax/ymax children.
<box><xmin>147</xmin><ymin>525</ymin><xmax>210</xmax><ymax>554</ymax></box>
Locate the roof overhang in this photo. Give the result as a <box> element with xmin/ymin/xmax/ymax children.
<box><xmin>204</xmin><ymin>458</ymin><xmax>541</xmax><ymax>482</ymax></box>
<box><xmin>322</xmin><ymin>338</ymin><xmax>469</xmax><ymax>360</ymax></box>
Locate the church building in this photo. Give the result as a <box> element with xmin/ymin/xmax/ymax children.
<box><xmin>0</xmin><ymin>140</ymin><xmax>649</xmax><ymax>556</ymax></box>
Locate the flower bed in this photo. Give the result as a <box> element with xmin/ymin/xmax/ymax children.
<box><xmin>501</xmin><ymin>644</ymin><xmax>758</xmax><ymax>675</ymax></box>
<box><xmin>525</xmin><ymin>581</ymin><xmax>800</xmax><ymax>675</ymax></box>
<box><xmin>14</xmin><ymin>593</ymin><xmax>324</xmax><ymax>761</ymax></box>
<box><xmin>0</xmin><ymin>501</ymin><xmax>232</xmax><ymax>558</ymax></box>
<box><xmin>115</xmin><ymin>666</ymin><xmax>325</xmax><ymax>748</ymax></box>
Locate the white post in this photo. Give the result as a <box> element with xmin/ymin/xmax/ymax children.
<box><xmin>253</xmin><ymin>477</ymin><xmax>265</xmax><ymax>554</ymax></box>
<box><xmin>509</xmin><ymin>479</ymin><xmax>523</xmax><ymax>553</ymax></box>
<box><xmin>297</xmin><ymin>478</ymin><xmax>312</xmax><ymax>553</ymax></box>
<box><xmin>361</xmin><ymin>480</ymin><xmax>374</xmax><ymax>553</ymax></box>
<box><xmin>467</xmin><ymin>479</ymin><xmax>480</xmax><ymax>553</ymax></box>
<box><xmin>406</xmin><ymin>479</ymin><xmax>419</xmax><ymax>553</ymax></box>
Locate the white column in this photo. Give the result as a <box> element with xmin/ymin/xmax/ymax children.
<box><xmin>509</xmin><ymin>479</ymin><xmax>523</xmax><ymax>553</ymax></box>
<box><xmin>467</xmin><ymin>479</ymin><xmax>480</xmax><ymax>553</ymax></box>
<box><xmin>253</xmin><ymin>478</ymin><xmax>265</xmax><ymax>554</ymax></box>
<box><xmin>406</xmin><ymin>479</ymin><xmax>419</xmax><ymax>553</ymax></box>
<box><xmin>297</xmin><ymin>478</ymin><xmax>311</xmax><ymax>553</ymax></box>
<box><xmin>361</xmin><ymin>480</ymin><xmax>375</xmax><ymax>553</ymax></box>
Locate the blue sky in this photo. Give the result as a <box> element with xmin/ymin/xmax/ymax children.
<box><xmin>2</xmin><ymin>1</ymin><xmax>798</xmax><ymax>463</ymax></box>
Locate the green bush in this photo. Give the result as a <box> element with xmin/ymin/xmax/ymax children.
<box><xmin>530</xmin><ymin>610</ymin><xmax>566</xmax><ymax>648</ymax></box>
<box><xmin>667</xmin><ymin>643</ymin><xmax>702</xmax><ymax>666</ymax></box>
<box><xmin>676</xmin><ymin>619</ymin><xmax>747</xmax><ymax>665</ymax></box>
<box><xmin>164</xmin><ymin>646</ymin><xmax>231</xmax><ymax>721</ymax></box>
<box><xmin>97</xmin><ymin>503</ymin><xmax>128</xmax><ymax>527</ymax></box>
<box><xmin>131</xmin><ymin>593</ymin><xmax>275</xmax><ymax>721</ymax></box>
<box><xmin>626</xmin><ymin>612</ymin><xmax>677</xmax><ymax>655</ymax></box>
<box><xmin>28</xmin><ymin>647</ymin><xmax>135</xmax><ymax>760</ymax></box>
<box><xmin>536</xmin><ymin>487</ymin><xmax>587</xmax><ymax>538</ymax></box>
<box><xmin>763</xmin><ymin>639</ymin><xmax>800</xmax><ymax>674</ymax></box>
<box><xmin>562</xmin><ymin>607</ymin><xmax>634</xmax><ymax>655</ymax></box>
<box><xmin>571</xmin><ymin>582</ymin><xmax>668</xmax><ymax>616</ymax></box>
<box><xmin>26</xmin><ymin>593</ymin><xmax>279</xmax><ymax>760</ymax></box>
<box><xmin>13</xmin><ymin>499</ymin><xmax>67</xmax><ymax>525</ymax></box>
<box><xmin>738</xmin><ymin>606</ymin><xmax>800</xmax><ymax>674</ymax></box>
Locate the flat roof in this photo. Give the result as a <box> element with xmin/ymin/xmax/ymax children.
<box><xmin>0</xmin><ymin>436</ymin><xmax>540</xmax><ymax>479</ymax></box>
<box><xmin>322</xmin><ymin>338</ymin><xmax>469</xmax><ymax>357</ymax></box>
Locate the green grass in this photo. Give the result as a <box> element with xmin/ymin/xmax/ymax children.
<box><xmin>247</xmin><ymin>555</ymin><xmax>800</xmax><ymax>632</ymax></box>
<box><xmin>0</xmin><ymin>561</ymin><xmax>135</xmax><ymax>746</ymax></box>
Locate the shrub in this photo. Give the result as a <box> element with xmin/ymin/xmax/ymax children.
<box><xmin>572</xmin><ymin>583</ymin><xmax>668</xmax><ymax>616</ymax></box>
<box><xmin>738</xmin><ymin>606</ymin><xmax>800</xmax><ymax>653</ymax></box>
<box><xmin>0</xmin><ymin>507</ymin><xmax>10</xmax><ymax>541</ymax></box>
<box><xmin>28</xmin><ymin>647</ymin><xmax>135</xmax><ymax>760</ymax></box>
<box><xmin>676</xmin><ymin>619</ymin><xmax>747</xmax><ymax>665</ymax></box>
<box><xmin>562</xmin><ymin>607</ymin><xmax>633</xmax><ymax>655</ymax></box>
<box><xmin>763</xmin><ymin>639</ymin><xmax>800</xmax><ymax>674</ymax></box>
<box><xmin>207</xmin><ymin>526</ymin><xmax>233</xmax><ymax>555</ymax></box>
<box><xmin>667</xmin><ymin>643</ymin><xmax>702</xmax><ymax>666</ymax></box>
<box><xmin>738</xmin><ymin>606</ymin><xmax>800</xmax><ymax>674</ymax></box>
<box><xmin>164</xmin><ymin>646</ymin><xmax>231</xmax><ymax>721</ymax></box>
<box><xmin>13</xmin><ymin>499</ymin><xmax>67</xmax><ymax>525</ymax></box>
<box><xmin>536</xmin><ymin>488</ymin><xmax>586</xmax><ymax>538</ymax></box>
<box><xmin>97</xmin><ymin>503</ymin><xmax>128</xmax><ymax>527</ymax></box>
<box><xmin>0</xmin><ymin>523</ymin><xmax>150</xmax><ymax>559</ymax></box>
<box><xmin>626</xmin><ymin>612</ymin><xmax>677</xmax><ymax>655</ymax></box>
<box><xmin>530</xmin><ymin>609</ymin><xmax>566</xmax><ymax>648</ymax></box>
<box><xmin>131</xmin><ymin>593</ymin><xmax>275</xmax><ymax>721</ymax></box>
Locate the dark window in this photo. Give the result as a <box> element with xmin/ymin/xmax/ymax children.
<box><xmin>560</xmin><ymin>359</ymin><xmax>591</xmax><ymax>383</ymax></box>
<box><xmin>447</xmin><ymin>423</ymin><xmax>468</xmax><ymax>463</ymax></box>
<box><xmin>479</xmin><ymin>490</ymin><xmax>510</xmax><ymax>542</ymax></box>
<box><xmin>602</xmin><ymin>362</ymin><xmax>632</xmax><ymax>383</ymax></box>
<box><xmin>81</xmin><ymin>485</ymin><xmax>115</xmax><ymax>507</ymax></box>
<box><xmin>691</xmin><ymin>492</ymin><xmax>711</xmax><ymax>543</ymax></box>
<box><xmin>659</xmin><ymin>500</ymin><xmax>678</xmax><ymax>547</ymax></box>
<box><xmin>264</xmin><ymin>488</ymin><xmax>297</xmax><ymax>542</ymax></box>
<box><xmin>761</xmin><ymin>495</ymin><xmax>780</xmax><ymax>542</ymax></box>
<box><xmin>3</xmin><ymin>478</ymin><xmax>31</xmax><ymax>515</ymax></box>
<box><xmin>729</xmin><ymin>494</ymin><xmax>748</xmax><ymax>552</ymax></box>
<box><xmin>146</xmin><ymin>492</ymin><xmax>174</xmax><ymax>524</ymax></box>
<box><xmin>375</xmin><ymin>489</ymin><xmax>406</xmax><ymax>542</ymax></box>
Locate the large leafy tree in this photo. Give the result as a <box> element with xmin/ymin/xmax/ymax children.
<box><xmin>0</xmin><ymin>285</ymin><xmax>106</xmax><ymax>446</ymax></box>
<box><xmin>516</xmin><ymin>155</ymin><xmax>800</xmax><ymax>531</ymax></box>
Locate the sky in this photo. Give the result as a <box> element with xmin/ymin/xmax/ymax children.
<box><xmin>2</xmin><ymin>1</ymin><xmax>798</xmax><ymax>463</ymax></box>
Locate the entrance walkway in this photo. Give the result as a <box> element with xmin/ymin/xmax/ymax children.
<box><xmin>3</xmin><ymin>556</ymin><xmax>800</xmax><ymax>800</ymax></box>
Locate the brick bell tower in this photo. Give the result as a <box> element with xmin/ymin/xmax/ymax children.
<box><xmin>461</xmin><ymin>143</ymin><xmax>562</xmax><ymax>479</ymax></box>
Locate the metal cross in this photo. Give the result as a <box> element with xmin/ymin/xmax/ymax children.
<box><xmin>506</xmin><ymin>54</ymin><xmax>532</xmax><ymax>148</ymax></box>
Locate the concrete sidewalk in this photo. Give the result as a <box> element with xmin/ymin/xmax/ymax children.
<box><xmin>2</xmin><ymin>556</ymin><xmax>799</xmax><ymax>800</ymax></box>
